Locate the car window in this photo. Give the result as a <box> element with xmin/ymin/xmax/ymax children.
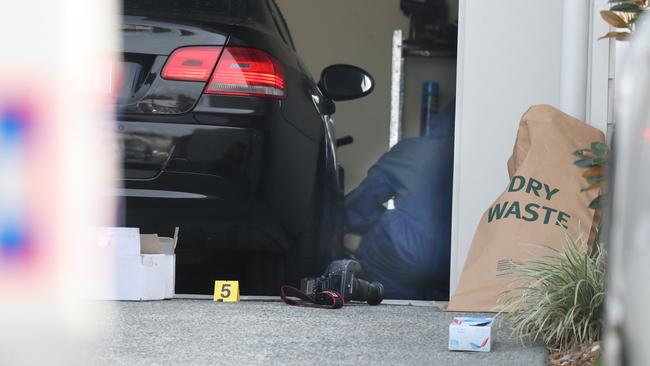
<box><xmin>267</xmin><ymin>0</ymin><xmax>296</xmax><ymax>50</ymax></box>
<box><xmin>123</xmin><ymin>0</ymin><xmax>247</xmax><ymax>22</ymax></box>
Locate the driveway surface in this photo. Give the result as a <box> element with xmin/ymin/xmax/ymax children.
<box><xmin>94</xmin><ymin>299</ymin><xmax>547</xmax><ymax>365</ymax></box>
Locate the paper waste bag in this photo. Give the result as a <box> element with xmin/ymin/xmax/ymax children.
<box><xmin>448</xmin><ymin>105</ymin><xmax>605</xmax><ymax>312</ymax></box>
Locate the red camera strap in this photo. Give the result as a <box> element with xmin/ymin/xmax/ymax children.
<box><xmin>280</xmin><ymin>285</ymin><xmax>344</xmax><ymax>309</ymax></box>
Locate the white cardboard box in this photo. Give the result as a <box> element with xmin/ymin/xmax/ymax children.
<box><xmin>448</xmin><ymin>317</ymin><xmax>493</xmax><ymax>352</ymax></box>
<box><xmin>90</xmin><ymin>227</ymin><xmax>178</xmax><ymax>301</ymax></box>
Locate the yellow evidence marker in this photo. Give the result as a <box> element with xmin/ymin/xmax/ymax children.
<box><xmin>213</xmin><ymin>280</ymin><xmax>240</xmax><ymax>302</ymax></box>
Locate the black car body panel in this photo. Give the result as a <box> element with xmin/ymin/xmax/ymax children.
<box><xmin>118</xmin><ymin>0</ymin><xmax>350</xmax><ymax>294</ymax></box>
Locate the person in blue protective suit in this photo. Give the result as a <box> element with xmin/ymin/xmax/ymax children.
<box><xmin>344</xmin><ymin>99</ymin><xmax>455</xmax><ymax>300</ymax></box>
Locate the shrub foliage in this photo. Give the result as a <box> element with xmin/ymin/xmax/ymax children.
<box><xmin>500</xmin><ymin>234</ymin><xmax>606</xmax><ymax>351</ymax></box>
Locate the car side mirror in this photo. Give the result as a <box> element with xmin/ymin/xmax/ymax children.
<box><xmin>318</xmin><ymin>64</ymin><xmax>374</xmax><ymax>101</ymax></box>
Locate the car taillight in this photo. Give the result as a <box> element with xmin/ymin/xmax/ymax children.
<box><xmin>161</xmin><ymin>47</ymin><xmax>223</xmax><ymax>82</ymax></box>
<box><xmin>205</xmin><ymin>47</ymin><xmax>285</xmax><ymax>99</ymax></box>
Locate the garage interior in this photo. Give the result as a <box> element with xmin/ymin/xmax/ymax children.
<box><xmin>125</xmin><ymin>0</ymin><xmax>461</xmax><ymax>298</ymax></box>
<box><xmin>276</xmin><ymin>0</ymin><xmax>458</xmax><ymax>192</ymax></box>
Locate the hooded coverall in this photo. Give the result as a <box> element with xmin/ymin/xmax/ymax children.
<box><xmin>345</xmin><ymin>100</ymin><xmax>455</xmax><ymax>300</ymax></box>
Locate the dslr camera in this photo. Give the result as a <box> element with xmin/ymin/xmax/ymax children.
<box><xmin>301</xmin><ymin>259</ymin><xmax>384</xmax><ymax>305</ymax></box>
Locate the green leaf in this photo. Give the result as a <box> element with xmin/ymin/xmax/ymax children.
<box><xmin>611</xmin><ymin>3</ymin><xmax>644</xmax><ymax>12</ymax></box>
<box><xmin>587</xmin><ymin>175</ymin><xmax>606</xmax><ymax>186</ymax></box>
<box><xmin>589</xmin><ymin>195</ymin><xmax>603</xmax><ymax>210</ymax></box>
<box><xmin>590</xmin><ymin>158</ymin><xmax>607</xmax><ymax>168</ymax></box>
<box><xmin>573</xmin><ymin>149</ymin><xmax>586</xmax><ymax>157</ymax></box>
<box><xmin>575</xmin><ymin>157</ymin><xmax>595</xmax><ymax>168</ymax></box>
<box><xmin>591</xmin><ymin>142</ymin><xmax>609</xmax><ymax>158</ymax></box>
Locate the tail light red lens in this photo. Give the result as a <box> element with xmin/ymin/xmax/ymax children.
<box><xmin>161</xmin><ymin>47</ymin><xmax>223</xmax><ymax>82</ymax></box>
<box><xmin>205</xmin><ymin>47</ymin><xmax>285</xmax><ymax>99</ymax></box>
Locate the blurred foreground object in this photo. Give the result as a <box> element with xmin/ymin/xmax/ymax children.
<box><xmin>605</xmin><ymin>12</ymin><xmax>650</xmax><ymax>366</ymax></box>
<box><xmin>0</xmin><ymin>0</ymin><xmax>119</xmax><ymax>365</ymax></box>
<box><xmin>599</xmin><ymin>1</ymin><xmax>648</xmax><ymax>41</ymax></box>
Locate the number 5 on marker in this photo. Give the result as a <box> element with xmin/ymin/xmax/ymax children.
<box><xmin>213</xmin><ymin>280</ymin><xmax>240</xmax><ymax>302</ymax></box>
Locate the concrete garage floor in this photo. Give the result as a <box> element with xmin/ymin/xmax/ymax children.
<box><xmin>94</xmin><ymin>299</ymin><xmax>547</xmax><ymax>365</ymax></box>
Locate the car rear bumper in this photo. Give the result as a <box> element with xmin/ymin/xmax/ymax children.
<box><xmin>117</xmin><ymin>119</ymin><xmax>291</xmax><ymax>253</ymax></box>
<box><xmin>118</xmin><ymin>120</ymin><xmax>264</xmax><ymax>205</ymax></box>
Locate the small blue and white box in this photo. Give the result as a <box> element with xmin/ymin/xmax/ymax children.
<box><xmin>448</xmin><ymin>317</ymin><xmax>493</xmax><ymax>352</ymax></box>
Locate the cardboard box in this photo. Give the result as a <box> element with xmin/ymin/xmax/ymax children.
<box><xmin>448</xmin><ymin>317</ymin><xmax>493</xmax><ymax>352</ymax></box>
<box><xmin>90</xmin><ymin>227</ymin><xmax>178</xmax><ymax>301</ymax></box>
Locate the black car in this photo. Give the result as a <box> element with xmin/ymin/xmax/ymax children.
<box><xmin>118</xmin><ymin>0</ymin><xmax>374</xmax><ymax>294</ymax></box>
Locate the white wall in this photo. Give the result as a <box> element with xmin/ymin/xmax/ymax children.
<box><xmin>276</xmin><ymin>0</ymin><xmax>409</xmax><ymax>192</ymax></box>
<box><xmin>450</xmin><ymin>0</ymin><xmax>564</xmax><ymax>294</ymax></box>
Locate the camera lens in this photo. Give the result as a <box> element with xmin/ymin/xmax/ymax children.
<box><xmin>367</xmin><ymin>281</ymin><xmax>384</xmax><ymax>306</ymax></box>
<box><xmin>351</xmin><ymin>278</ymin><xmax>384</xmax><ymax>305</ymax></box>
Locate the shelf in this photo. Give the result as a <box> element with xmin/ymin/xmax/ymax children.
<box><xmin>402</xmin><ymin>42</ymin><xmax>457</xmax><ymax>59</ymax></box>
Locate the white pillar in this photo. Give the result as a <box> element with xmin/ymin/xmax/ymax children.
<box><xmin>450</xmin><ymin>0</ymin><xmax>564</xmax><ymax>296</ymax></box>
<box><xmin>559</xmin><ymin>0</ymin><xmax>590</xmax><ymax>120</ymax></box>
